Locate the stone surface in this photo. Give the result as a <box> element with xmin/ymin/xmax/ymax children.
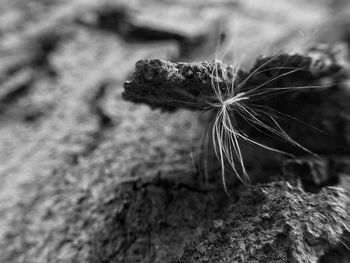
<box><xmin>124</xmin><ymin>47</ymin><xmax>350</xmax><ymax>155</ymax></box>
<box><xmin>0</xmin><ymin>0</ymin><xmax>350</xmax><ymax>262</ymax></box>
<box><xmin>178</xmin><ymin>182</ymin><xmax>350</xmax><ymax>263</ymax></box>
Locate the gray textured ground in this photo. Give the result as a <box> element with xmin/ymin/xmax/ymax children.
<box><xmin>0</xmin><ymin>0</ymin><xmax>350</xmax><ymax>262</ymax></box>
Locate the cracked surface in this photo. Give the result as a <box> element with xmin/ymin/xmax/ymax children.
<box><xmin>1</xmin><ymin>0</ymin><xmax>350</xmax><ymax>262</ymax></box>
<box><xmin>178</xmin><ymin>182</ymin><xmax>350</xmax><ymax>263</ymax></box>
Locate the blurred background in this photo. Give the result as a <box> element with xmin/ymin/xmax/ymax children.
<box><xmin>1</xmin><ymin>0</ymin><xmax>350</xmax><ymax>262</ymax></box>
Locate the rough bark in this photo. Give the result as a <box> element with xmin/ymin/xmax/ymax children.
<box><xmin>178</xmin><ymin>182</ymin><xmax>350</xmax><ymax>263</ymax></box>
<box><xmin>123</xmin><ymin>46</ymin><xmax>350</xmax><ymax>154</ymax></box>
<box><xmin>1</xmin><ymin>1</ymin><xmax>350</xmax><ymax>263</ymax></box>
<box><xmin>123</xmin><ymin>46</ymin><xmax>345</xmax><ymax>111</ymax></box>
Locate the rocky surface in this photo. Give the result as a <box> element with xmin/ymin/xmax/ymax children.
<box><xmin>0</xmin><ymin>0</ymin><xmax>350</xmax><ymax>262</ymax></box>
<box><xmin>124</xmin><ymin>47</ymin><xmax>350</xmax><ymax>155</ymax></box>
<box><xmin>123</xmin><ymin>47</ymin><xmax>345</xmax><ymax>111</ymax></box>
<box><xmin>178</xmin><ymin>182</ymin><xmax>350</xmax><ymax>263</ymax></box>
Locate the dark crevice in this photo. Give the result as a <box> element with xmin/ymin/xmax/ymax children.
<box><xmin>0</xmin><ymin>30</ymin><xmax>65</xmax><ymax>81</ymax></box>
<box><xmin>77</xmin><ymin>6</ymin><xmax>215</xmax><ymax>59</ymax></box>
<box><xmin>0</xmin><ymin>70</ymin><xmax>52</xmax><ymax>123</ymax></box>
<box><xmin>0</xmin><ymin>71</ymin><xmax>35</xmax><ymax>105</ymax></box>
<box><xmin>319</xmin><ymin>232</ymin><xmax>350</xmax><ymax>263</ymax></box>
<box><xmin>88</xmin><ymin>175</ymin><xmax>230</xmax><ymax>263</ymax></box>
<box><xmin>77</xmin><ymin>7</ymin><xmax>186</xmax><ymax>42</ymax></box>
<box><xmin>283</xmin><ymin>157</ymin><xmax>340</xmax><ymax>193</ymax></box>
<box><xmin>76</xmin><ymin>81</ymin><xmax>114</xmax><ymax>159</ymax></box>
<box><xmin>91</xmin><ymin>81</ymin><xmax>113</xmax><ymax>128</ymax></box>
<box><xmin>0</xmin><ymin>31</ymin><xmax>68</xmax><ymax>121</ymax></box>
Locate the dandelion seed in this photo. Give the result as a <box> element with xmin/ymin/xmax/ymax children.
<box><xmin>123</xmin><ymin>44</ymin><xmax>343</xmax><ymax>193</ymax></box>
<box><xmin>206</xmin><ymin>54</ymin><xmax>335</xmax><ymax>192</ymax></box>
